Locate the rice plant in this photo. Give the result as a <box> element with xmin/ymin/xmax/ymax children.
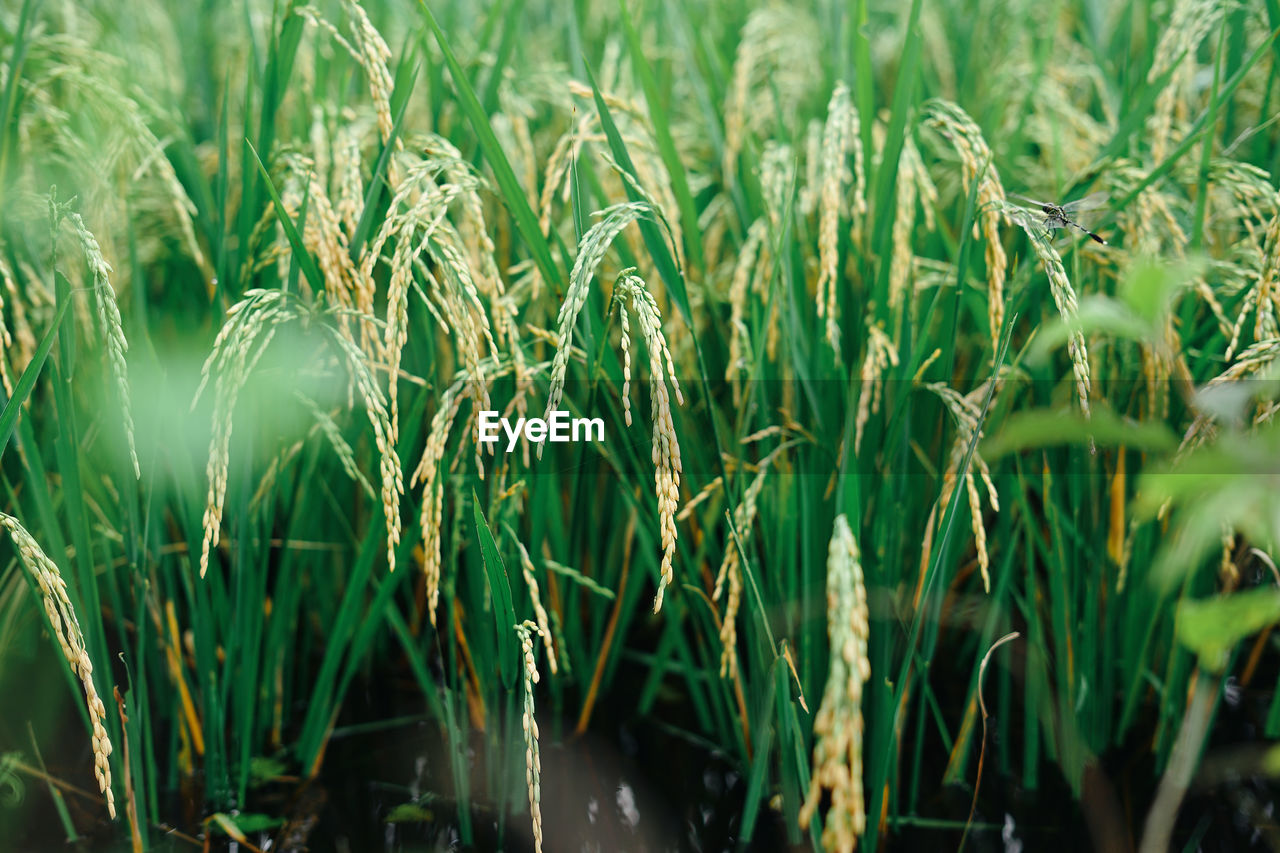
<box><xmin>2</xmin><ymin>0</ymin><xmax>1280</xmax><ymax>850</ymax></box>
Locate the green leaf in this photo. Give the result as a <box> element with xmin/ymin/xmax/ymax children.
<box><xmin>981</xmin><ymin>408</ymin><xmax>1178</xmax><ymax>459</ymax></box>
<box><xmin>1178</xmin><ymin>588</ymin><xmax>1280</xmax><ymax>671</ymax></box>
<box><xmin>0</xmin><ymin>297</ymin><xmax>71</xmax><ymax>457</ymax></box>
<box><xmin>246</xmin><ymin>140</ymin><xmax>325</xmax><ymax>296</ymax></box>
<box><xmin>349</xmin><ymin>63</ymin><xmax>418</xmax><ymax>261</ymax></box>
<box><xmin>385</xmin><ymin>802</ymin><xmax>436</xmax><ymax>823</ymax></box>
<box><xmin>416</xmin><ymin>0</ymin><xmax>562</xmax><ymax>290</ymax></box>
<box><xmin>207</xmin><ymin>811</ymin><xmax>283</xmax><ymax>839</ymax></box>
<box><xmin>583</xmin><ymin>64</ymin><xmax>691</xmax><ymax>324</ymax></box>
<box><xmin>0</xmin><ymin>0</ymin><xmax>35</xmax><ymax>192</ymax></box>
<box><xmin>473</xmin><ymin>491</ymin><xmax>518</xmax><ymax>690</ymax></box>
<box><xmin>248</xmin><ymin>756</ymin><xmax>289</xmax><ymax>788</ymax></box>
<box><xmin>1102</xmin><ymin>27</ymin><xmax>1279</xmax><ymax>222</ymax></box>
<box><xmin>617</xmin><ymin>0</ymin><xmax>705</xmax><ymax>272</ymax></box>
<box><xmin>1118</xmin><ymin>256</ymin><xmax>1203</xmax><ymax>326</ymax></box>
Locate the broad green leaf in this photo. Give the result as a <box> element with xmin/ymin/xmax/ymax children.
<box><xmin>1178</xmin><ymin>588</ymin><xmax>1280</xmax><ymax>671</ymax></box>
<box><xmin>981</xmin><ymin>408</ymin><xmax>1178</xmax><ymax>459</ymax></box>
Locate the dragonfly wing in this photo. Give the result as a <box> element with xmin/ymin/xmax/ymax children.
<box><xmin>1062</xmin><ymin>191</ymin><xmax>1109</xmax><ymax>214</ymax></box>
<box><xmin>1009</xmin><ymin>193</ymin><xmax>1052</xmax><ymax>207</ymax></box>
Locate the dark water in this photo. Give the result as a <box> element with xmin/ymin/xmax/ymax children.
<box><xmin>6</xmin><ymin>640</ymin><xmax>1280</xmax><ymax>851</ymax></box>
<box><xmin>301</xmin><ymin>657</ymin><xmax>793</xmax><ymax>852</ymax></box>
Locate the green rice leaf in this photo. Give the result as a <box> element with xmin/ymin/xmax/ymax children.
<box><xmin>473</xmin><ymin>491</ymin><xmax>518</xmax><ymax>690</ymax></box>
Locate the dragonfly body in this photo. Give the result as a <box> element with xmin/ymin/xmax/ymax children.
<box><xmin>1010</xmin><ymin>191</ymin><xmax>1108</xmax><ymax>245</ymax></box>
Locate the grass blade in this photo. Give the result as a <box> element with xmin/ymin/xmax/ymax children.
<box><xmin>246</xmin><ymin>140</ymin><xmax>325</xmax><ymax>296</ymax></box>
<box><xmin>416</xmin><ymin>0</ymin><xmax>562</xmax><ymax>289</ymax></box>
<box><xmin>473</xmin><ymin>491</ymin><xmax>519</xmax><ymax>690</ymax></box>
<box><xmin>0</xmin><ymin>298</ymin><xmax>70</xmax><ymax>456</ymax></box>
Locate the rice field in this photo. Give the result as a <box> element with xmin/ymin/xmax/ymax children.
<box><xmin>2</xmin><ymin>0</ymin><xmax>1280</xmax><ymax>850</ymax></box>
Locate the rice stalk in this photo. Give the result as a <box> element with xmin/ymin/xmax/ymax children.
<box><xmin>67</xmin><ymin>213</ymin><xmax>140</xmax><ymax>479</ymax></box>
<box><xmin>321</xmin><ymin>323</ymin><xmax>404</xmax><ymax>573</ymax></box>
<box><xmin>888</xmin><ymin>137</ymin><xmax>936</xmax><ymax>319</ymax></box>
<box><xmin>800</xmin><ymin>119</ymin><xmax>823</xmax><ymax>217</ymax></box>
<box><xmin>610</xmin><ymin>269</ymin><xmax>684</xmax><ymax>612</ymax></box>
<box><xmin>722</xmin><ymin>7</ymin><xmax>818</xmax><ymax>185</ymax></box>
<box><xmin>0</xmin><ymin>256</ymin><xmax>36</xmax><ymax>385</ymax></box>
<box><xmin>799</xmin><ymin>514</ymin><xmax>870</xmax><ymax>853</ymax></box>
<box><xmin>713</xmin><ymin>446</ymin><xmax>781</xmax><ymax>679</ymax></box>
<box><xmin>923</xmin><ymin>100</ymin><xmax>1008</xmax><ymax>352</ymax></box>
<box><xmin>194</xmin><ymin>289</ymin><xmax>300</xmax><ymax>577</ymax></box>
<box><xmin>333</xmin><ymin>117</ymin><xmax>369</xmax><ymax>236</ymax></box>
<box><xmin>725</xmin><ymin>218</ymin><xmax>767</xmax><ymax>394</ymax></box>
<box><xmin>366</xmin><ymin>151</ymin><xmax>495</xmax><ymax>452</ymax></box>
<box><xmin>1109</xmin><ymin>160</ymin><xmax>1189</xmax><ymax>257</ymax></box>
<box><xmin>926</xmin><ymin>380</ymin><xmax>1002</xmax><ymax>591</ymax></box>
<box><xmin>293</xmin><ymin>392</ymin><xmax>377</xmax><ymax>501</ymax></box>
<box><xmin>491</xmin><ymin>90</ymin><xmax>540</xmax><ymax>209</ymax></box>
<box><xmin>280</xmin><ymin>155</ymin><xmax>371</xmax><ymax>345</ymax></box>
<box><xmin>854</xmin><ymin>324</ymin><xmax>899</xmax><ymax>454</ymax></box>
<box><xmin>515</xmin><ymin>620</ymin><xmax>544</xmax><ymax>853</ymax></box>
<box><xmin>1005</xmin><ymin>211</ymin><xmax>1092</xmax><ymax>420</ymax></box>
<box><xmin>543</xmin><ymin>201</ymin><xmax>654</xmax><ymax>442</ymax></box>
<box><xmin>1180</xmin><ymin>338</ymin><xmax>1280</xmax><ymax>453</ymax></box>
<box><xmin>512</xmin><ymin>537</ymin><xmax>558</xmax><ymax>675</ymax></box>
<box><xmin>816</xmin><ymin>82</ymin><xmax>855</xmax><ymax>361</ymax></box>
<box><xmin>411</xmin><ymin>381</ymin><xmax>464</xmax><ymax>625</ymax></box>
<box><xmin>1237</xmin><ymin>210</ymin><xmax>1280</xmax><ymax>350</ymax></box>
<box><xmin>31</xmin><ymin>59</ymin><xmax>206</xmax><ymax>272</ymax></box>
<box><xmin>0</xmin><ymin>255</ymin><xmax>17</xmax><ymax>397</ymax></box>
<box><xmin>0</xmin><ymin>513</ymin><xmax>115</xmax><ymax>819</ymax></box>
<box><xmin>302</xmin><ymin>2</ymin><xmax>399</xmax><ymax>169</ymax></box>
<box><xmin>1146</xmin><ymin>0</ymin><xmax>1224</xmax><ymax>163</ymax></box>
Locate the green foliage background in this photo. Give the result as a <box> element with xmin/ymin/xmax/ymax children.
<box><xmin>1</xmin><ymin>0</ymin><xmax>1280</xmax><ymax>849</ymax></box>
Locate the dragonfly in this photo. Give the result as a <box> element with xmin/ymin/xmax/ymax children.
<box><xmin>1008</xmin><ymin>191</ymin><xmax>1109</xmax><ymax>245</ymax></box>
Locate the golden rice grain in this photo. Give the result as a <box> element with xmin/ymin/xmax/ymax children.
<box><xmin>854</xmin><ymin>324</ymin><xmax>899</xmax><ymax>453</ymax></box>
<box><xmin>411</xmin><ymin>383</ymin><xmax>464</xmax><ymax>624</ymax></box>
<box><xmin>1006</xmin><ymin>213</ymin><xmax>1092</xmax><ymax>420</ymax></box>
<box><xmin>0</xmin><ymin>255</ymin><xmax>16</xmax><ymax>396</ymax></box>
<box><xmin>713</xmin><ymin>447</ymin><xmax>780</xmax><ymax>679</ymax></box>
<box><xmin>513</xmin><ymin>538</ymin><xmax>558</xmax><ymax>675</ymax></box>
<box><xmin>799</xmin><ymin>514</ymin><xmax>870</xmax><ymax>853</ymax></box>
<box><xmin>723</xmin><ymin>8</ymin><xmax>818</xmax><ymax>186</ymax></box>
<box><xmin>923</xmin><ymin>100</ymin><xmax>1009</xmax><ymax>353</ymax></box>
<box><xmin>68</xmin><ymin>213</ymin><xmax>140</xmax><ymax>479</ymax></box>
<box><xmin>611</xmin><ymin>270</ymin><xmax>684</xmax><ymax>613</ymax></box>
<box><xmin>323</xmin><ymin>326</ymin><xmax>404</xmax><ymax>573</ymax></box>
<box><xmin>343</xmin><ymin>0</ymin><xmax>396</xmax><ymax>149</ymax></box>
<box><xmin>816</xmin><ymin>83</ymin><xmax>855</xmax><ymax>361</ymax></box>
<box><xmin>927</xmin><ymin>381</ymin><xmax>1001</xmax><ymax>591</ymax></box>
<box><xmin>515</xmin><ymin>620</ymin><xmax>545</xmax><ymax>853</ymax></box>
<box><xmin>1146</xmin><ymin>0</ymin><xmax>1223</xmax><ymax>162</ymax></box>
<box><xmin>544</xmin><ymin>201</ymin><xmax>653</xmax><ymax>444</ymax></box>
<box><xmin>1</xmin><ymin>513</ymin><xmax>115</xmax><ymax>819</ymax></box>
<box><xmin>195</xmin><ymin>290</ymin><xmax>296</xmax><ymax>577</ymax></box>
